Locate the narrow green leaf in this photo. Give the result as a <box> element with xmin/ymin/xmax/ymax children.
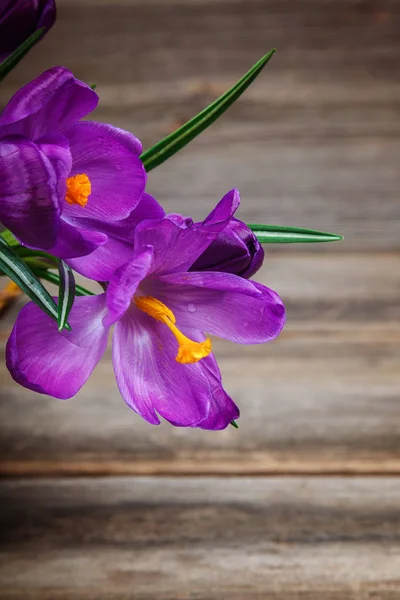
<box><xmin>140</xmin><ymin>50</ymin><xmax>276</xmax><ymax>171</ymax></box>
<box><xmin>57</xmin><ymin>260</ymin><xmax>76</xmax><ymax>332</ymax></box>
<box><xmin>90</xmin><ymin>83</ymin><xmax>97</xmax><ymax>90</ymax></box>
<box><xmin>14</xmin><ymin>246</ymin><xmax>58</xmax><ymax>268</ymax></box>
<box><xmin>248</xmin><ymin>223</ymin><xmax>343</xmax><ymax>244</ymax></box>
<box><xmin>22</xmin><ymin>256</ymin><xmax>58</xmax><ymax>270</ymax></box>
<box><xmin>0</xmin><ymin>27</ymin><xmax>46</xmax><ymax>82</ymax></box>
<box><xmin>0</xmin><ymin>238</ymin><xmax>58</xmax><ymax>271</ymax></box>
<box><xmin>230</xmin><ymin>420</ymin><xmax>239</xmax><ymax>429</ymax></box>
<box><xmin>0</xmin><ymin>237</ymin><xmax>70</xmax><ymax>330</ymax></box>
<box><xmin>0</xmin><ymin>229</ymin><xmax>19</xmax><ymax>247</ymax></box>
<box><xmin>35</xmin><ymin>269</ymin><xmax>95</xmax><ymax>297</ymax></box>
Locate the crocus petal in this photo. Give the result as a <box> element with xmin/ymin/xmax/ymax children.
<box><xmin>125</xmin><ymin>191</ymin><xmax>165</xmax><ymax>223</ymax></box>
<box><xmin>112</xmin><ymin>307</ymin><xmax>211</xmax><ymax>426</ymax></box>
<box><xmin>61</xmin><ymin>121</ymin><xmax>146</xmax><ymax>223</ymax></box>
<box><xmin>36</xmin><ymin>133</ymin><xmax>72</xmax><ymax>203</ymax></box>
<box><xmin>6</xmin><ymin>295</ymin><xmax>109</xmax><ymax>399</ymax></box>
<box><xmin>70</xmin><ymin>192</ymin><xmax>165</xmax><ymax>240</ymax></box>
<box><xmin>241</xmin><ymin>244</ymin><xmax>264</xmax><ymax>279</ymax></box>
<box><xmin>67</xmin><ymin>193</ymin><xmax>165</xmax><ymax>281</ymax></box>
<box><xmin>134</xmin><ymin>189</ymin><xmax>240</xmax><ymax>276</ymax></box>
<box><xmin>47</xmin><ymin>219</ymin><xmax>108</xmax><ymax>259</ymax></box>
<box><xmin>104</xmin><ymin>248</ymin><xmax>154</xmax><ymax>326</ymax></box>
<box><xmin>0</xmin><ymin>67</ymin><xmax>98</xmax><ymax>139</ymax></box>
<box><xmin>68</xmin><ymin>236</ymin><xmax>136</xmax><ymax>281</ymax></box>
<box><xmin>0</xmin><ymin>0</ymin><xmax>56</xmax><ymax>62</ymax></box>
<box><xmin>0</xmin><ymin>136</ymin><xmax>61</xmax><ymax>248</ymax></box>
<box><xmin>180</xmin><ymin>328</ymin><xmax>239</xmax><ymax>430</ymax></box>
<box><xmin>196</xmin><ymin>355</ymin><xmax>240</xmax><ymax>430</ymax></box>
<box><xmin>150</xmin><ymin>271</ymin><xmax>286</xmax><ymax>344</ymax></box>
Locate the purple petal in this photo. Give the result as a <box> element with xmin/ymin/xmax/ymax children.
<box><xmin>0</xmin><ymin>136</ymin><xmax>62</xmax><ymax>248</ymax></box>
<box><xmin>47</xmin><ymin>219</ymin><xmax>108</xmax><ymax>259</ymax></box>
<box><xmin>61</xmin><ymin>121</ymin><xmax>146</xmax><ymax>223</ymax></box>
<box><xmin>67</xmin><ymin>193</ymin><xmax>165</xmax><ymax>281</ymax></box>
<box><xmin>134</xmin><ymin>189</ymin><xmax>240</xmax><ymax>276</ymax></box>
<box><xmin>150</xmin><ymin>271</ymin><xmax>286</xmax><ymax>344</ymax></box>
<box><xmin>6</xmin><ymin>294</ymin><xmax>109</xmax><ymax>399</ymax></box>
<box><xmin>0</xmin><ymin>0</ymin><xmax>56</xmax><ymax>62</ymax></box>
<box><xmin>191</xmin><ymin>217</ymin><xmax>264</xmax><ymax>279</ymax></box>
<box><xmin>104</xmin><ymin>248</ymin><xmax>154</xmax><ymax>326</ymax></box>
<box><xmin>68</xmin><ymin>236</ymin><xmax>136</xmax><ymax>281</ymax></box>
<box><xmin>181</xmin><ymin>329</ymin><xmax>239</xmax><ymax>430</ymax></box>
<box><xmin>36</xmin><ymin>134</ymin><xmax>72</xmax><ymax>203</ymax></box>
<box><xmin>196</xmin><ymin>356</ymin><xmax>240</xmax><ymax>430</ymax></box>
<box><xmin>0</xmin><ymin>67</ymin><xmax>98</xmax><ymax>139</ymax></box>
<box><xmin>125</xmin><ymin>192</ymin><xmax>165</xmax><ymax>223</ymax></box>
<box><xmin>112</xmin><ymin>307</ymin><xmax>211</xmax><ymax>426</ymax></box>
<box><xmin>70</xmin><ymin>192</ymin><xmax>165</xmax><ymax>241</ymax></box>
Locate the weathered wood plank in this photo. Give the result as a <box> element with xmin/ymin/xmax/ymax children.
<box><xmin>0</xmin><ymin>0</ymin><xmax>399</xmax><ymax>248</ymax></box>
<box><xmin>1</xmin><ymin>254</ymin><xmax>399</xmax><ymax>475</ymax></box>
<box><xmin>0</xmin><ymin>477</ymin><xmax>399</xmax><ymax>599</ymax></box>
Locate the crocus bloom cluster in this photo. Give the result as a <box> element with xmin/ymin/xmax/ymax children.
<box><xmin>0</xmin><ymin>67</ymin><xmax>146</xmax><ymax>259</ymax></box>
<box><xmin>7</xmin><ymin>191</ymin><xmax>286</xmax><ymax>429</ymax></box>
<box><xmin>0</xmin><ymin>0</ymin><xmax>56</xmax><ymax>62</ymax></box>
<box><xmin>1</xmin><ymin>65</ymin><xmax>285</xmax><ymax>429</ymax></box>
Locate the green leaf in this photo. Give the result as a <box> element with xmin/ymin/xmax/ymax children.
<box><xmin>22</xmin><ymin>256</ymin><xmax>58</xmax><ymax>270</ymax></box>
<box><xmin>57</xmin><ymin>260</ymin><xmax>76</xmax><ymax>332</ymax></box>
<box><xmin>0</xmin><ymin>27</ymin><xmax>46</xmax><ymax>83</ymax></box>
<box><xmin>90</xmin><ymin>83</ymin><xmax>97</xmax><ymax>90</ymax></box>
<box><xmin>0</xmin><ymin>229</ymin><xmax>19</xmax><ymax>248</ymax></box>
<box><xmin>0</xmin><ymin>234</ymin><xmax>59</xmax><ymax>269</ymax></box>
<box><xmin>34</xmin><ymin>269</ymin><xmax>95</xmax><ymax>297</ymax></box>
<box><xmin>230</xmin><ymin>420</ymin><xmax>239</xmax><ymax>429</ymax></box>
<box><xmin>0</xmin><ymin>237</ymin><xmax>70</xmax><ymax>330</ymax></box>
<box><xmin>14</xmin><ymin>246</ymin><xmax>58</xmax><ymax>268</ymax></box>
<box><xmin>248</xmin><ymin>223</ymin><xmax>343</xmax><ymax>244</ymax></box>
<box><xmin>140</xmin><ymin>50</ymin><xmax>276</xmax><ymax>171</ymax></box>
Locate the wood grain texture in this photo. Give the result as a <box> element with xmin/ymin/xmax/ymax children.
<box><xmin>1</xmin><ymin>0</ymin><xmax>399</xmax><ymax>249</ymax></box>
<box><xmin>1</xmin><ymin>253</ymin><xmax>399</xmax><ymax>476</ymax></box>
<box><xmin>0</xmin><ymin>477</ymin><xmax>399</xmax><ymax>599</ymax></box>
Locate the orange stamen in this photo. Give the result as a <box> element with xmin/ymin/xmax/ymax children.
<box><xmin>135</xmin><ymin>295</ymin><xmax>212</xmax><ymax>364</ymax></box>
<box><xmin>65</xmin><ymin>173</ymin><xmax>91</xmax><ymax>207</ymax></box>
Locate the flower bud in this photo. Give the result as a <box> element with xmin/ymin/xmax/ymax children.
<box><xmin>191</xmin><ymin>217</ymin><xmax>264</xmax><ymax>278</ymax></box>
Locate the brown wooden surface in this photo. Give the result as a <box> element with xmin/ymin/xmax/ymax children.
<box><xmin>1</xmin><ymin>477</ymin><xmax>400</xmax><ymax>599</ymax></box>
<box><xmin>1</xmin><ymin>0</ymin><xmax>400</xmax><ymax>597</ymax></box>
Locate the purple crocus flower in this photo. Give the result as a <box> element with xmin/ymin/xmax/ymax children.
<box><xmin>191</xmin><ymin>217</ymin><xmax>264</xmax><ymax>278</ymax></box>
<box><xmin>0</xmin><ymin>0</ymin><xmax>56</xmax><ymax>62</ymax></box>
<box><xmin>6</xmin><ymin>190</ymin><xmax>285</xmax><ymax>430</ymax></box>
<box><xmin>0</xmin><ymin>66</ymin><xmax>146</xmax><ymax>259</ymax></box>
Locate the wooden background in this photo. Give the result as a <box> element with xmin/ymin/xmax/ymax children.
<box><xmin>1</xmin><ymin>0</ymin><xmax>400</xmax><ymax>597</ymax></box>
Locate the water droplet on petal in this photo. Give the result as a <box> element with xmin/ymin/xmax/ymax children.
<box><xmin>188</xmin><ymin>303</ymin><xmax>196</xmax><ymax>313</ymax></box>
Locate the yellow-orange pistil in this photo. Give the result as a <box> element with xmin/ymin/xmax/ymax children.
<box><xmin>135</xmin><ymin>295</ymin><xmax>212</xmax><ymax>364</ymax></box>
<box><xmin>65</xmin><ymin>173</ymin><xmax>91</xmax><ymax>207</ymax></box>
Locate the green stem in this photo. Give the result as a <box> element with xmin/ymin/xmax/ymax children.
<box><xmin>34</xmin><ymin>270</ymin><xmax>95</xmax><ymax>296</ymax></box>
